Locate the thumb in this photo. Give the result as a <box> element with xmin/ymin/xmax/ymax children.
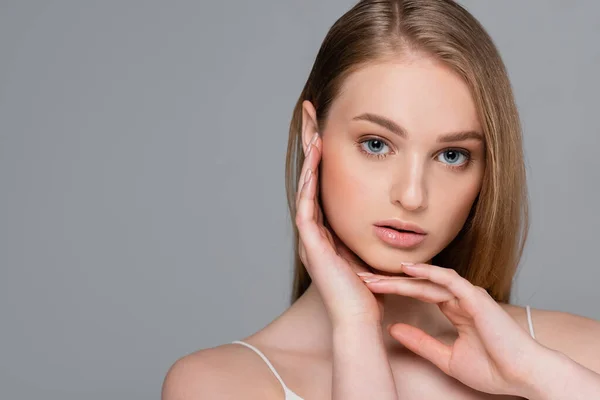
<box><xmin>388</xmin><ymin>323</ymin><xmax>452</xmax><ymax>375</ymax></box>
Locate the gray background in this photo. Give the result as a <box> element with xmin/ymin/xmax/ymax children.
<box><xmin>1</xmin><ymin>1</ymin><xmax>598</xmax><ymax>399</ymax></box>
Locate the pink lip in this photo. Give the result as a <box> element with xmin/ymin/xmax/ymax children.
<box><xmin>374</xmin><ymin>219</ymin><xmax>426</xmax><ymax>235</ymax></box>
<box><xmin>373</xmin><ymin>226</ymin><xmax>426</xmax><ymax>249</ymax></box>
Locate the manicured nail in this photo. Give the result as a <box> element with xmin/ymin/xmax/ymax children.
<box><xmin>305</xmin><ymin>132</ymin><xmax>318</xmax><ymax>153</ymax></box>
<box><xmin>357</xmin><ymin>272</ymin><xmax>373</xmax><ymax>276</ymax></box>
<box><xmin>304</xmin><ymin>168</ymin><xmax>312</xmax><ymax>183</ymax></box>
<box><xmin>310</xmin><ymin>132</ymin><xmax>319</xmax><ymax>146</ymax></box>
<box><xmin>306</xmin><ymin>143</ymin><xmax>313</xmax><ymax>157</ymax></box>
<box><xmin>363</xmin><ymin>278</ymin><xmax>381</xmax><ymax>283</ymax></box>
<box><xmin>402</xmin><ymin>263</ymin><xmax>420</xmax><ymax>271</ymax></box>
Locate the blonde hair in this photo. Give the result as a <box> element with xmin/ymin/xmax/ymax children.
<box><xmin>285</xmin><ymin>0</ymin><xmax>529</xmax><ymax>304</ymax></box>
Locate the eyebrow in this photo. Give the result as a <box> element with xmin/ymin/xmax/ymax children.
<box><xmin>352</xmin><ymin>112</ymin><xmax>483</xmax><ymax>143</ymax></box>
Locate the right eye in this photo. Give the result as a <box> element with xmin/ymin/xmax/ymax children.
<box><xmin>358</xmin><ymin>138</ymin><xmax>391</xmax><ymax>159</ymax></box>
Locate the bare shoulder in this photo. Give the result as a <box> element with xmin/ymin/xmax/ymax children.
<box><xmin>528</xmin><ymin>306</ymin><xmax>600</xmax><ymax>374</ymax></box>
<box><xmin>161</xmin><ymin>343</ymin><xmax>283</xmax><ymax>400</ymax></box>
<box><xmin>501</xmin><ymin>303</ymin><xmax>600</xmax><ymax>374</ymax></box>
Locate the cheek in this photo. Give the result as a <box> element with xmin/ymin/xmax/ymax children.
<box><xmin>318</xmin><ymin>145</ymin><xmax>375</xmax><ymax>231</ymax></box>
<box><xmin>435</xmin><ymin>171</ymin><xmax>483</xmax><ymax>236</ymax></box>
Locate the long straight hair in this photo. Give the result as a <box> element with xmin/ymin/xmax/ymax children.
<box><xmin>285</xmin><ymin>0</ymin><xmax>529</xmax><ymax>304</ymax></box>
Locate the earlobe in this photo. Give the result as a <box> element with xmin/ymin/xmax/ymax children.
<box><xmin>301</xmin><ymin>100</ymin><xmax>319</xmax><ymax>154</ymax></box>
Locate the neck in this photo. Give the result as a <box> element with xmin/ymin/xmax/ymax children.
<box><xmin>272</xmin><ymin>281</ymin><xmax>454</xmax><ymax>357</ymax></box>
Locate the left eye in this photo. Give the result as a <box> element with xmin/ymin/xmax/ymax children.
<box><xmin>436</xmin><ymin>149</ymin><xmax>468</xmax><ymax>166</ymax></box>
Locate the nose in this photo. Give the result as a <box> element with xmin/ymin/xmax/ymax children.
<box><xmin>389</xmin><ymin>156</ymin><xmax>428</xmax><ymax>212</ymax></box>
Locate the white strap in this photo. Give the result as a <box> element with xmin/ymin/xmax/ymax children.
<box><xmin>526</xmin><ymin>305</ymin><xmax>536</xmax><ymax>339</ymax></box>
<box><xmin>231</xmin><ymin>340</ymin><xmax>290</xmax><ymax>390</ymax></box>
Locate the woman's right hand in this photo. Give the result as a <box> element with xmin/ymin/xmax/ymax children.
<box><xmin>295</xmin><ymin>132</ymin><xmax>383</xmax><ymax>328</ymax></box>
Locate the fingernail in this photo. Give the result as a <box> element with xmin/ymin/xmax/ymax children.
<box><xmin>310</xmin><ymin>132</ymin><xmax>319</xmax><ymax>146</ymax></box>
<box><xmin>401</xmin><ymin>262</ymin><xmax>414</xmax><ymax>266</ymax></box>
<box><xmin>305</xmin><ymin>132</ymin><xmax>318</xmax><ymax>153</ymax></box>
<box><xmin>402</xmin><ymin>263</ymin><xmax>420</xmax><ymax>271</ymax></box>
<box><xmin>304</xmin><ymin>168</ymin><xmax>312</xmax><ymax>183</ymax></box>
<box><xmin>356</xmin><ymin>272</ymin><xmax>373</xmax><ymax>276</ymax></box>
<box><xmin>363</xmin><ymin>278</ymin><xmax>381</xmax><ymax>283</ymax></box>
<box><xmin>306</xmin><ymin>143</ymin><xmax>313</xmax><ymax>157</ymax></box>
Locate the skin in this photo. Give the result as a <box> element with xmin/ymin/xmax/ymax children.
<box><xmin>297</xmin><ymin>54</ymin><xmax>487</xmax><ymax>342</ymax></box>
<box><xmin>162</xmin><ymin>56</ymin><xmax>600</xmax><ymax>399</ymax></box>
<box><xmin>318</xmin><ymin>56</ymin><xmax>485</xmax><ymax>275</ymax></box>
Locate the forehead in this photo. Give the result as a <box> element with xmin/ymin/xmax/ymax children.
<box><xmin>329</xmin><ymin>58</ymin><xmax>481</xmax><ymax>136</ymax></box>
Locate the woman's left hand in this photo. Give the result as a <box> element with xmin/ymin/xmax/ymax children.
<box><xmin>359</xmin><ymin>263</ymin><xmax>546</xmax><ymax>397</ymax></box>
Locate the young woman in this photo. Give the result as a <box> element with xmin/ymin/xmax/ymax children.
<box><xmin>163</xmin><ymin>1</ymin><xmax>600</xmax><ymax>398</ymax></box>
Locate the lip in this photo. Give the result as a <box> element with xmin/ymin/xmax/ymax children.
<box><xmin>374</xmin><ymin>219</ymin><xmax>427</xmax><ymax>235</ymax></box>
<box><xmin>373</xmin><ymin>225</ymin><xmax>426</xmax><ymax>249</ymax></box>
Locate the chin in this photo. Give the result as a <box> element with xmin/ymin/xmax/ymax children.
<box><xmin>363</xmin><ymin>253</ymin><xmax>421</xmax><ymax>273</ymax></box>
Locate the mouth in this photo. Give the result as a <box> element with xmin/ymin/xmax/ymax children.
<box><xmin>380</xmin><ymin>226</ymin><xmax>418</xmax><ymax>234</ymax></box>
<box><xmin>373</xmin><ymin>220</ymin><xmax>427</xmax><ymax>249</ymax></box>
<box><xmin>374</xmin><ymin>220</ymin><xmax>427</xmax><ymax>235</ymax></box>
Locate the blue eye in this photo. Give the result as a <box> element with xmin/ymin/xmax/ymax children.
<box><xmin>436</xmin><ymin>149</ymin><xmax>469</xmax><ymax>167</ymax></box>
<box><xmin>360</xmin><ymin>139</ymin><xmax>390</xmax><ymax>157</ymax></box>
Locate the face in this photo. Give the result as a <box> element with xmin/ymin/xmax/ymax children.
<box><xmin>306</xmin><ymin>56</ymin><xmax>485</xmax><ymax>273</ymax></box>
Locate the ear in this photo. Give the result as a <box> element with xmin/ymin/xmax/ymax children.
<box><xmin>301</xmin><ymin>100</ymin><xmax>319</xmax><ymax>156</ymax></box>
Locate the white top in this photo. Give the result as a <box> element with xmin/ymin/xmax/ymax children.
<box><xmin>231</xmin><ymin>340</ymin><xmax>304</xmax><ymax>400</ymax></box>
<box><xmin>526</xmin><ymin>304</ymin><xmax>536</xmax><ymax>339</ymax></box>
<box><xmin>233</xmin><ymin>305</ymin><xmax>536</xmax><ymax>400</ymax></box>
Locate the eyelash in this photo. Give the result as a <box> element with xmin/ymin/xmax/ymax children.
<box><xmin>355</xmin><ymin>137</ymin><xmax>473</xmax><ymax>171</ymax></box>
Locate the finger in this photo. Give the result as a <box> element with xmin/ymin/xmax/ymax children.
<box><xmin>400</xmin><ymin>264</ymin><xmax>525</xmax><ymax>352</ymax></box>
<box><xmin>295</xmin><ymin>149</ymin><xmax>312</xmax><ymax>208</ymax></box>
<box><xmin>297</xmin><ymin>138</ymin><xmax>322</xmax><ymax>231</ymax></box>
<box><xmin>362</xmin><ymin>276</ymin><xmax>454</xmax><ymax>304</ymax></box>
<box><xmin>295</xmin><ymin>132</ymin><xmax>319</xmax><ymax>208</ymax></box>
<box><xmin>295</xmin><ymin>164</ymin><xmax>326</xmax><ymax>256</ymax></box>
<box><xmin>302</xmin><ymin>135</ymin><xmax>324</xmax><ymax>226</ymax></box>
<box><xmin>306</xmin><ymin>134</ymin><xmax>326</xmax><ymax>225</ymax></box>
<box><xmin>297</xmin><ymin>146</ymin><xmax>321</xmax><ymax>215</ymax></box>
<box><xmin>312</xmin><ymin>155</ymin><xmax>324</xmax><ymax>225</ymax></box>
<box><xmin>315</xmin><ymin>190</ymin><xmax>324</xmax><ymax>226</ymax></box>
<box><xmin>388</xmin><ymin>323</ymin><xmax>452</xmax><ymax>376</ymax></box>
<box><xmin>400</xmin><ymin>264</ymin><xmax>481</xmax><ymax>309</ymax></box>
